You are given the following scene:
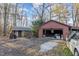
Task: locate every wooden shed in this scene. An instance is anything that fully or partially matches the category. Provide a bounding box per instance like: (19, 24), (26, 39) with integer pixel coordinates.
(38, 20), (71, 40)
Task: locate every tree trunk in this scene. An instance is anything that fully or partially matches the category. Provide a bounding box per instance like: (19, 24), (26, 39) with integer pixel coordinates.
(72, 4), (75, 26)
(50, 5), (52, 20)
(41, 3), (45, 22)
(74, 9), (78, 27)
(59, 14), (61, 22)
(14, 4), (17, 27)
(3, 3), (7, 36)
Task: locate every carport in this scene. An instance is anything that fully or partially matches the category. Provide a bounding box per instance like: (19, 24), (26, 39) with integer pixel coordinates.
(39, 20), (71, 40)
(12, 27), (32, 37)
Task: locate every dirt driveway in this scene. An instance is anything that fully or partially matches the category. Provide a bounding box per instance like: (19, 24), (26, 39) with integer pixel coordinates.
(0, 37), (71, 56)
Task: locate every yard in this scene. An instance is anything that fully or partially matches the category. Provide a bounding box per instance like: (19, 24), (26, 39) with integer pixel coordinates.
(0, 37), (73, 56)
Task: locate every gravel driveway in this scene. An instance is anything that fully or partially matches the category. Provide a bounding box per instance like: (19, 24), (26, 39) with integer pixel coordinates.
(39, 41), (58, 52)
(0, 37), (64, 56)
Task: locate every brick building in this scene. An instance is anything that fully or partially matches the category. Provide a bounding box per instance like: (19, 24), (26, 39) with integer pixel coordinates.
(39, 20), (71, 40)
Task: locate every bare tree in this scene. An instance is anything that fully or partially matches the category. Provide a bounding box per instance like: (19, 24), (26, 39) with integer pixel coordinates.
(72, 4), (79, 27)
(32, 3), (50, 22)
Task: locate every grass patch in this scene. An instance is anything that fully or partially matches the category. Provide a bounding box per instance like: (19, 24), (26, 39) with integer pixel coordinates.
(63, 47), (73, 56)
(53, 42), (73, 56)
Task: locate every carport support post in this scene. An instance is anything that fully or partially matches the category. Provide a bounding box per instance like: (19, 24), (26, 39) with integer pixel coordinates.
(44, 29), (46, 37)
(39, 29), (43, 37)
(63, 32), (67, 41)
(60, 33), (61, 39)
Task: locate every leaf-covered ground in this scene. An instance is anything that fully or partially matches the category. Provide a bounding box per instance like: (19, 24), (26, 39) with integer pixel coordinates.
(0, 37), (73, 56)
